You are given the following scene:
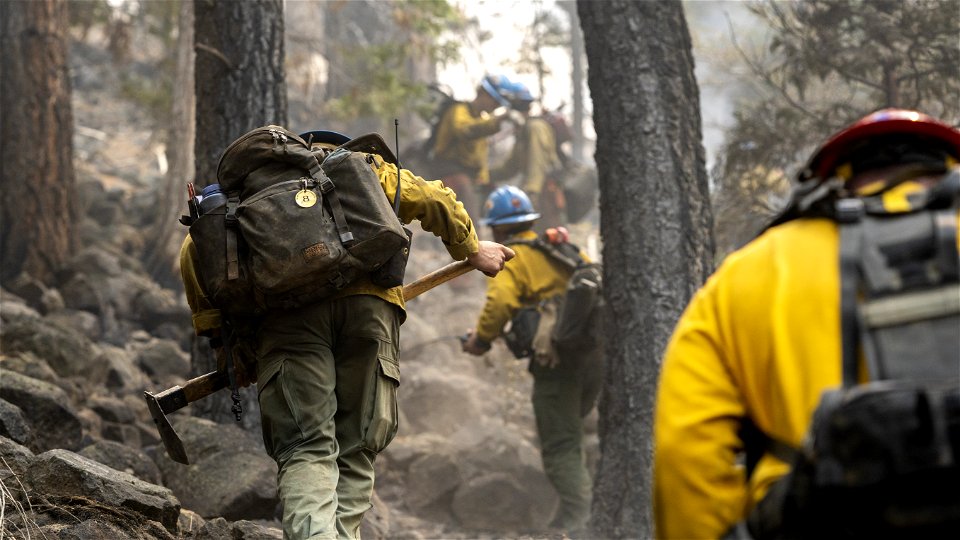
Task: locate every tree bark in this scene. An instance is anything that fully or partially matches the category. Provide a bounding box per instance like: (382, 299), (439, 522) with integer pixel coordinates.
(194, 0), (287, 187)
(560, 0), (587, 162)
(192, 0), (286, 426)
(0, 0), (78, 287)
(578, 1), (714, 537)
(144, 0), (196, 289)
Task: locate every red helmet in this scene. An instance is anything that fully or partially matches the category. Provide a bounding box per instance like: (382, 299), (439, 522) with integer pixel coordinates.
(800, 109), (960, 182)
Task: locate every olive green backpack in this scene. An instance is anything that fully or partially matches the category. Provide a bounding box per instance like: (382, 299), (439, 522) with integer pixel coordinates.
(185, 125), (409, 315)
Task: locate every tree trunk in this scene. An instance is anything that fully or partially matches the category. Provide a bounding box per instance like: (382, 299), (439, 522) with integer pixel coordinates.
(560, 0), (587, 162)
(143, 0), (196, 289)
(192, 0), (286, 426)
(194, 0), (287, 187)
(578, 1), (714, 537)
(0, 0), (78, 287)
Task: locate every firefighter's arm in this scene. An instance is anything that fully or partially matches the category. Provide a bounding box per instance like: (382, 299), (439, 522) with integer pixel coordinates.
(654, 274), (749, 539)
(376, 161), (479, 260)
(179, 235), (222, 336)
(474, 263), (525, 343)
(448, 102), (503, 141)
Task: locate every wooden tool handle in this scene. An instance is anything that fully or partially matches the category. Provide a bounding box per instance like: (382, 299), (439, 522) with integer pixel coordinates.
(401, 260), (474, 301)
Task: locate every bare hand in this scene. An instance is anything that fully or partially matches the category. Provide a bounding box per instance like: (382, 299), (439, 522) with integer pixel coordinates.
(466, 240), (515, 277)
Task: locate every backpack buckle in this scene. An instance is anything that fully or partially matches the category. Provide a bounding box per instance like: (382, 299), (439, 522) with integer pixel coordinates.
(835, 198), (864, 223)
(318, 177), (335, 194)
(328, 272), (348, 289)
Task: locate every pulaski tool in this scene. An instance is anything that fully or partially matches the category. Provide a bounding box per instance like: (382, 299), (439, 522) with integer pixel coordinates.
(145, 259), (474, 464)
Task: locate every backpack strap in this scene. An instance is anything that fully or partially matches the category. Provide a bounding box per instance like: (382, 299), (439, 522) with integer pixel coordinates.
(308, 156), (355, 245)
(837, 175), (960, 385)
(506, 237), (585, 273)
(225, 193), (241, 281)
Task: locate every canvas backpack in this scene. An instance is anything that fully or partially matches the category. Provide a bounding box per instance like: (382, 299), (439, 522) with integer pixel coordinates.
(183, 125), (409, 316)
(502, 237), (603, 360)
(745, 169), (960, 539)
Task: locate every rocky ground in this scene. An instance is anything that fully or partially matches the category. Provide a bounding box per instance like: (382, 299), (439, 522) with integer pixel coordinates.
(0, 21), (600, 540)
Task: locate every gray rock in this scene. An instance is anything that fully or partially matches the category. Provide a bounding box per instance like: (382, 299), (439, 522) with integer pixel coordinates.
(134, 285), (189, 331)
(60, 273), (105, 314)
(0, 316), (99, 378)
(135, 338), (191, 380)
(45, 308), (102, 341)
(0, 434), (35, 478)
(0, 351), (61, 385)
(26, 449), (180, 532)
(103, 420), (143, 448)
(404, 451), (462, 514)
(0, 398), (31, 445)
(156, 416), (278, 520)
(189, 517), (283, 539)
(451, 471), (556, 532)
(398, 367), (491, 436)
(79, 439), (162, 484)
(5, 272), (47, 311)
(177, 508), (207, 537)
(0, 300), (40, 322)
(40, 287), (65, 314)
(92, 345), (150, 393)
(0, 371), (83, 452)
(89, 394), (137, 423)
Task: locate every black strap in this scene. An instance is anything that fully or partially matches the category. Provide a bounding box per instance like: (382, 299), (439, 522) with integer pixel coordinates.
(507, 238), (583, 272)
(308, 158), (355, 245)
(838, 199), (865, 387)
(225, 194), (240, 281)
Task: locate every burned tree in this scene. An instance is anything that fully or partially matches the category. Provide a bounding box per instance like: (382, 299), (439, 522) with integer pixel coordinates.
(0, 0), (78, 286)
(578, 0), (714, 537)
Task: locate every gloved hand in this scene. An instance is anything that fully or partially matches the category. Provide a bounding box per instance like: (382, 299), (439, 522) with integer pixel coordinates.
(460, 330), (491, 356)
(507, 109), (526, 126)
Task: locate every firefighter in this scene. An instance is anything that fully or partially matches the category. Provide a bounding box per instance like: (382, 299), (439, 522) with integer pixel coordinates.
(430, 74), (526, 220)
(462, 185), (602, 535)
(654, 109), (960, 538)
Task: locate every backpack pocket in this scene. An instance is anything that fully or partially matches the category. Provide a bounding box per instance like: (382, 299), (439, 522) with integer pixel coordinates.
(189, 205), (260, 315)
(238, 179), (355, 298)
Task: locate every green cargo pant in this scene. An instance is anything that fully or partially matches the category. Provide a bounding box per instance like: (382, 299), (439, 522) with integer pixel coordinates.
(529, 348), (603, 532)
(255, 295), (401, 540)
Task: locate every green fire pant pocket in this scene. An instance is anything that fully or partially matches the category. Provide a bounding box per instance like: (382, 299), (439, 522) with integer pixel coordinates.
(362, 344), (400, 453)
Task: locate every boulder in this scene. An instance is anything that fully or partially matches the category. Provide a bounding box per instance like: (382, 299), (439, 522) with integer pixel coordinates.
(0, 371), (83, 452)
(398, 366), (494, 436)
(0, 316), (99, 378)
(45, 308), (103, 341)
(134, 338), (191, 380)
(92, 344), (151, 393)
(451, 471), (555, 532)
(360, 490), (391, 540)
(0, 352), (61, 386)
(403, 450), (462, 516)
(0, 435), (35, 478)
(188, 517), (282, 539)
(80, 439), (162, 484)
(0, 398), (31, 446)
(37, 518), (175, 540)
(89, 394), (138, 423)
(0, 300), (40, 322)
(26, 449), (181, 532)
(177, 508), (207, 537)
(155, 416), (278, 520)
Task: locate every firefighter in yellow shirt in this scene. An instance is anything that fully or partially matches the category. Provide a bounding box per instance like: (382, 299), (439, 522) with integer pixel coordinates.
(489, 89), (567, 232)
(654, 110), (960, 539)
(180, 130), (516, 540)
(461, 186), (602, 534)
(431, 74), (525, 220)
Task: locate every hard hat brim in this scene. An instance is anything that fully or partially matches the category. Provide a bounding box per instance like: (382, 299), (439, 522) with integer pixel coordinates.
(481, 212), (541, 226)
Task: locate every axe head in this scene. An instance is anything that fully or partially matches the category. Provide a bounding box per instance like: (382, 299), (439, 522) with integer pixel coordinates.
(144, 390), (190, 465)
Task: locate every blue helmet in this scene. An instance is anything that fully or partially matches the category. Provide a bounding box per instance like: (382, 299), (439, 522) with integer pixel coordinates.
(481, 186), (541, 226)
(299, 130), (351, 148)
(481, 74), (533, 109)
